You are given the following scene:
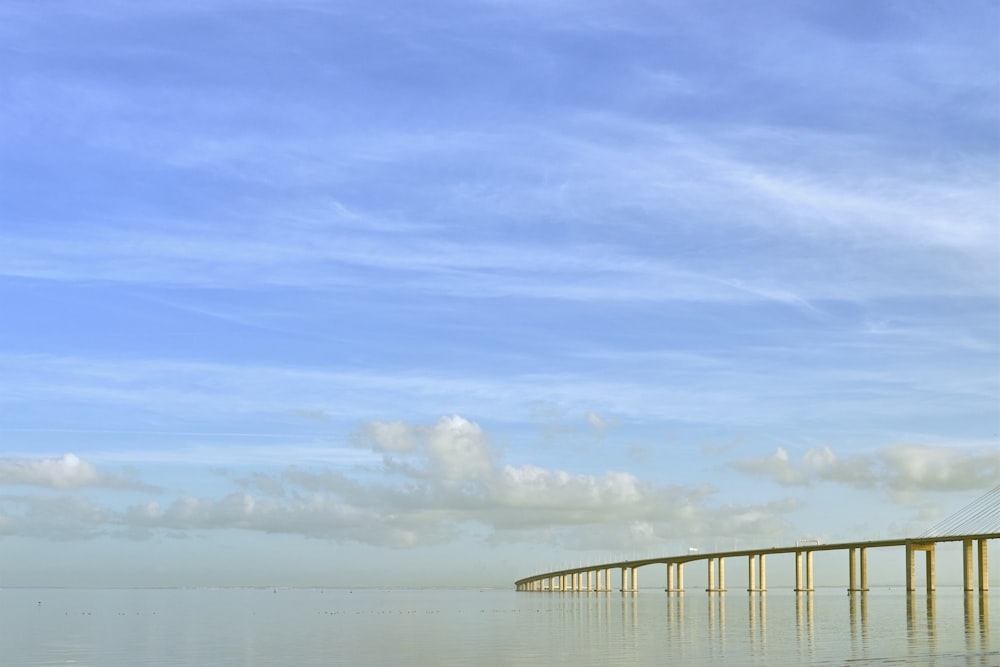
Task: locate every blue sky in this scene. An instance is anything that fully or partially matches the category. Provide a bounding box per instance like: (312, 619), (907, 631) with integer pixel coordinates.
(1, 0), (998, 588)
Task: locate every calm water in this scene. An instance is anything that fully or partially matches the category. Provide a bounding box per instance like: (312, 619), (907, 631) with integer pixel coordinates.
(0, 587), (994, 666)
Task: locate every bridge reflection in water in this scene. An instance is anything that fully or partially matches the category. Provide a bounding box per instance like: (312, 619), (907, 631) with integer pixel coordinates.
(573, 588), (991, 664)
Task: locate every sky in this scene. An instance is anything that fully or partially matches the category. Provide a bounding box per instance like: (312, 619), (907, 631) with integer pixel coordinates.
(1, 0), (998, 589)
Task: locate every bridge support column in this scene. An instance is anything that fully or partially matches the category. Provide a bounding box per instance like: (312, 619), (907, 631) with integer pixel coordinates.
(906, 543), (914, 592)
(964, 539), (974, 592)
(706, 557), (726, 592)
(978, 539), (989, 593)
(748, 554), (765, 592)
(619, 567), (637, 593)
(906, 542), (936, 593)
(795, 551), (814, 592)
(665, 562), (684, 593)
(926, 545), (936, 592)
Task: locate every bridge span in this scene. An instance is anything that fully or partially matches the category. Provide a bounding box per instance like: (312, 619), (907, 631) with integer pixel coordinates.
(514, 533), (997, 594)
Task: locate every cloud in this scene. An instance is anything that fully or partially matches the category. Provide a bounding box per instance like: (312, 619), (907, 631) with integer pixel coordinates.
(584, 411), (620, 436)
(359, 416), (494, 481)
(728, 443), (1000, 498)
(0, 453), (148, 490)
(727, 447), (807, 486)
(0, 492), (110, 540)
(877, 445), (1000, 493)
(107, 416), (799, 549)
(0, 417), (802, 548)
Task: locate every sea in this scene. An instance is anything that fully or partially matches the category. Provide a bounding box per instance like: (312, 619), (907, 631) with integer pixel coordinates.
(1, 586), (994, 666)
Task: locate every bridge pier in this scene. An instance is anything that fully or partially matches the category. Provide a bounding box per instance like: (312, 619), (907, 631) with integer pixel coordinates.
(747, 554), (766, 593)
(963, 539), (989, 593)
(706, 557), (727, 593)
(794, 550), (814, 592)
(848, 547), (870, 592)
(665, 562), (685, 593)
(619, 566), (638, 593)
(905, 541), (936, 593)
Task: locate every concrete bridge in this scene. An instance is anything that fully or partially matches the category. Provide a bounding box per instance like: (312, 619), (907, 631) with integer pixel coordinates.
(514, 533), (997, 594)
(515, 485), (999, 595)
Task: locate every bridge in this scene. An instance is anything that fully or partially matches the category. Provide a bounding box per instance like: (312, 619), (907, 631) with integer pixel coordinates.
(515, 485), (1000, 595)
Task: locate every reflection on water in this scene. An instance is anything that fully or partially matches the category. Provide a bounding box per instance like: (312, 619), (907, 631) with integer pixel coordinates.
(0, 587), (995, 666)
(964, 592), (991, 656)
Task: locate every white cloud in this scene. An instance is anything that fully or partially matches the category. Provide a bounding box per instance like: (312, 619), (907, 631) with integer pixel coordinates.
(360, 420), (419, 453)
(360, 416), (494, 480)
(0, 453), (144, 490)
(425, 416), (493, 481)
(0, 418), (801, 549)
(728, 447), (808, 486)
(729, 443), (1000, 498)
(104, 417), (799, 549)
(878, 444), (1000, 493)
(585, 411), (621, 436)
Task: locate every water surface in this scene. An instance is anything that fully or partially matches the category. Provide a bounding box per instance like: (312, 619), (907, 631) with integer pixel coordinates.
(1, 587), (993, 666)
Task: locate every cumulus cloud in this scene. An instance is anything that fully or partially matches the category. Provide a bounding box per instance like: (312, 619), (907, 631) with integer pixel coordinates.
(878, 445), (1000, 493)
(728, 447), (807, 486)
(0, 418), (802, 548)
(728, 443), (999, 498)
(0, 453), (147, 490)
(99, 416), (797, 549)
(360, 420), (419, 453)
(359, 415), (494, 481)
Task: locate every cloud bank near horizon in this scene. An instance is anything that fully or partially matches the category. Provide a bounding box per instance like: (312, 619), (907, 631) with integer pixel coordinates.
(2, 417), (994, 549)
